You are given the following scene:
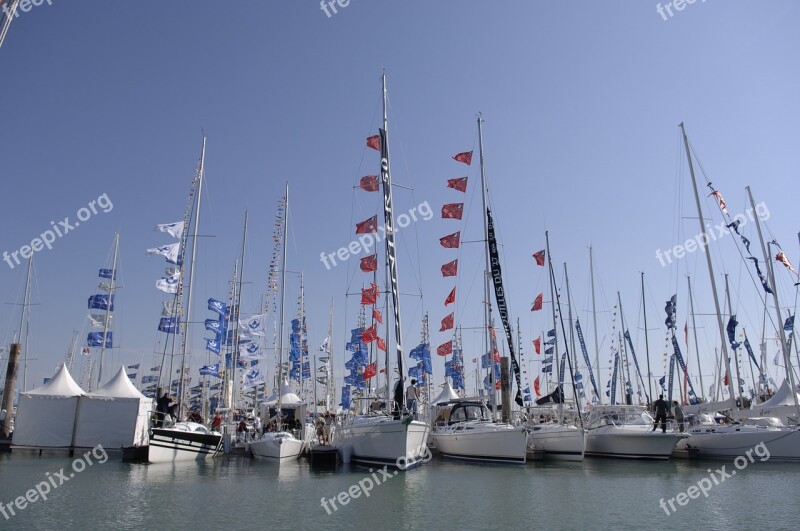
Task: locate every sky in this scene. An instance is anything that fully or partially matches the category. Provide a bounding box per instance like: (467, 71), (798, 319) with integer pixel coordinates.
(0, 0), (798, 405)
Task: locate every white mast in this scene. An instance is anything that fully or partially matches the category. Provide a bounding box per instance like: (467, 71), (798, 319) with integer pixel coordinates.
(589, 247), (602, 403)
(17, 255), (33, 392)
(276, 183), (289, 428)
(97, 232), (119, 388)
(477, 114), (496, 415)
(687, 275), (705, 401)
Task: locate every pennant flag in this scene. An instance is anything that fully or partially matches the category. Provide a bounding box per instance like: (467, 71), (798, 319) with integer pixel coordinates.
(158, 317), (180, 334)
(361, 283), (379, 305)
(547, 329), (556, 337)
(444, 287), (456, 306)
(533, 337), (541, 355)
(363, 362), (378, 379)
(239, 314), (267, 336)
(534, 376), (541, 397)
(146, 242), (181, 265)
(376, 337), (386, 352)
(362, 324), (378, 343)
(206, 338), (221, 354)
(205, 318), (227, 335)
(776, 251), (797, 274)
(441, 259), (458, 277)
(708, 190), (729, 216)
(98, 269), (115, 280)
(88, 294), (114, 311)
(155, 221), (185, 239)
(208, 298), (228, 316)
(441, 203), (464, 220)
(88, 313), (112, 329)
(127, 364), (140, 369)
(156, 272), (181, 294)
(142, 375), (157, 383)
(446, 177), (468, 192)
(664, 294), (677, 330)
(87, 331), (112, 348)
(199, 363), (221, 377)
(452, 151), (473, 165)
(98, 281), (113, 292)
(437, 341), (453, 356)
(356, 215), (378, 234)
(784, 315), (795, 333)
(367, 135), (381, 151)
(439, 231), (461, 248)
(533, 250), (545, 266)
(372, 308), (383, 324)
(360, 254), (378, 272)
(440, 312), (454, 332)
(531, 293), (543, 312)
(162, 300), (181, 317)
(359, 175), (379, 192)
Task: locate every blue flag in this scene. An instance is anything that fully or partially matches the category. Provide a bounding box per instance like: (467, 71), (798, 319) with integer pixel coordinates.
(208, 298), (228, 316)
(88, 294), (114, 311)
(87, 332), (112, 348)
(98, 269), (115, 280)
(158, 317), (180, 334)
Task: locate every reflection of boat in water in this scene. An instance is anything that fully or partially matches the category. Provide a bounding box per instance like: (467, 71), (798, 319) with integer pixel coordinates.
(584, 406), (686, 459)
(148, 422), (223, 463)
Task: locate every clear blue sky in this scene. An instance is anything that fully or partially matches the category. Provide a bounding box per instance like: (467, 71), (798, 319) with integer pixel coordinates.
(1, 1), (798, 403)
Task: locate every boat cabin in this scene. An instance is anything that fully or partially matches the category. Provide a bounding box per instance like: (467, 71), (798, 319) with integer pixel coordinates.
(446, 401), (492, 425)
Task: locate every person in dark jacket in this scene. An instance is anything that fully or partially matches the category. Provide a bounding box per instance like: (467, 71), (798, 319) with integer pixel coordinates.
(156, 391), (172, 428)
(652, 395), (669, 433)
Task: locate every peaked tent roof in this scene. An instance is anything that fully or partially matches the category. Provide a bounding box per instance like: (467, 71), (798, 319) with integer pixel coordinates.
(24, 364), (86, 397)
(265, 380), (303, 406)
(432, 381), (461, 405)
(761, 379), (800, 407)
(90, 366), (147, 399)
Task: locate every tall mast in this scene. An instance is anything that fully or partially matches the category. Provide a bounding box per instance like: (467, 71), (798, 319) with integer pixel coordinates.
(178, 135), (206, 415)
(564, 263), (578, 398)
(746, 186), (798, 408)
(277, 183), (289, 413)
(617, 292), (634, 404)
(679, 123), (737, 402)
(723, 274), (744, 405)
(327, 300), (334, 411)
(0, 0), (19, 48)
(17, 255), (33, 392)
(687, 276), (705, 401)
(544, 232), (560, 416)
(97, 232), (119, 388)
(641, 272), (653, 404)
(589, 247), (602, 402)
(233, 211), (248, 409)
(477, 114), (496, 413)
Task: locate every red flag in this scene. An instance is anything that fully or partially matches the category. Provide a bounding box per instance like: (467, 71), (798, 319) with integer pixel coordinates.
(531, 293), (543, 312)
(359, 175), (379, 192)
(533, 337), (541, 355)
(441, 259), (458, 277)
(452, 151), (473, 165)
(372, 308), (383, 324)
(437, 341), (453, 356)
(362, 324), (378, 343)
(363, 362), (377, 379)
(380, 368), (386, 374)
(534, 376), (541, 397)
(361, 283), (379, 305)
(447, 177), (468, 192)
(376, 337), (386, 352)
(439, 231), (461, 248)
(440, 312), (454, 332)
(356, 215), (378, 234)
(709, 190), (729, 216)
(776, 251), (797, 274)
(533, 250), (545, 266)
(367, 135), (381, 151)
(360, 254), (378, 272)
(444, 287), (456, 306)
(441, 203), (464, 220)
(723, 371), (729, 386)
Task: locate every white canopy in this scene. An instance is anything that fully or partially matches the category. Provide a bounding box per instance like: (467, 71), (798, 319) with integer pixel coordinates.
(73, 366), (152, 449)
(13, 364), (86, 447)
(432, 382), (461, 405)
(265, 381), (303, 406)
(761, 380), (800, 407)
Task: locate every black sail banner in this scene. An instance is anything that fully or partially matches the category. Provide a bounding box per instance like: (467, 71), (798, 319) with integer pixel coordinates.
(379, 128), (405, 390)
(487, 209), (523, 406)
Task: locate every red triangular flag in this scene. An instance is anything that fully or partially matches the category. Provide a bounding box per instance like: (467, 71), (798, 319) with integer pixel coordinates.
(444, 287), (456, 306)
(440, 313), (454, 332)
(372, 308), (383, 324)
(533, 337), (541, 355)
(439, 231), (461, 249)
(441, 259), (458, 277)
(533, 250), (545, 266)
(362, 324), (378, 343)
(361, 283), (379, 305)
(360, 254), (378, 273)
(363, 362), (377, 379)
(376, 337), (386, 352)
(359, 175), (379, 192)
(356, 215), (378, 234)
(534, 376), (541, 397)
(452, 151), (473, 165)
(776, 251), (797, 274)
(367, 135), (381, 151)
(379, 368), (386, 374)
(531, 293), (543, 312)
(437, 341), (453, 356)
(447, 177), (468, 192)
(441, 203), (464, 220)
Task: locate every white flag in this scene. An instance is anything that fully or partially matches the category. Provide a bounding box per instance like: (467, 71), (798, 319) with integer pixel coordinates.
(162, 300), (182, 316)
(146, 242), (181, 264)
(155, 221), (185, 239)
(319, 336), (330, 352)
(89, 313), (112, 328)
(98, 281), (113, 292)
(156, 272), (181, 294)
(165, 267), (178, 276)
(239, 314), (267, 337)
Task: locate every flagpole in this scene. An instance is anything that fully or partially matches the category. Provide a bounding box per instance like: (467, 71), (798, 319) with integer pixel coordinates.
(277, 183), (289, 429)
(477, 113), (496, 417)
(98, 232), (119, 389)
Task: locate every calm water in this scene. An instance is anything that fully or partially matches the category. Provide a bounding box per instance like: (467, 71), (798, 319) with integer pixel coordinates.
(1, 452), (798, 530)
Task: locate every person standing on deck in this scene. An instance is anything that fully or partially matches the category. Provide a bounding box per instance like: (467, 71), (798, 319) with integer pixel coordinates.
(156, 390), (172, 428)
(652, 395), (669, 433)
(406, 379), (420, 418)
(672, 401), (685, 433)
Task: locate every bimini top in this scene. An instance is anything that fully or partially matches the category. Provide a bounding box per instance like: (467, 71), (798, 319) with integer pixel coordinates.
(24, 364), (86, 398)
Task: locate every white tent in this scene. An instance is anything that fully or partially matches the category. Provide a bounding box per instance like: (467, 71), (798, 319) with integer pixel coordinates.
(73, 366), (153, 449)
(432, 382), (461, 405)
(760, 380), (800, 407)
(264, 381), (303, 406)
(13, 364), (86, 447)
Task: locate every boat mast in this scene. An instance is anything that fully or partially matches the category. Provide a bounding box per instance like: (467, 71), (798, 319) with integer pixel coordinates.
(0, 0), (19, 48)
(477, 114), (496, 415)
(233, 211), (248, 410)
(327, 300), (334, 411)
(723, 274), (744, 405)
(679, 123), (737, 403)
(687, 275), (705, 401)
(589, 247), (602, 403)
(746, 186), (798, 409)
(617, 292), (634, 405)
(97, 232), (119, 388)
(641, 272), (653, 404)
(277, 183), (289, 427)
(178, 135), (206, 416)
(544, 231), (560, 417)
(16, 255), (33, 391)
(564, 263), (579, 403)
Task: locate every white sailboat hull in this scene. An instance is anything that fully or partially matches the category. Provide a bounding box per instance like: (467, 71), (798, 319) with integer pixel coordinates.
(250, 432), (304, 462)
(527, 424), (585, 461)
(336, 416), (430, 468)
(433, 423), (528, 464)
(148, 423), (223, 464)
(585, 427), (685, 459)
(675, 426), (800, 461)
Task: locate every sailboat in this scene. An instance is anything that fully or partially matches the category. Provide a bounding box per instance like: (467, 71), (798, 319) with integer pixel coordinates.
(250, 184), (308, 462)
(431, 115), (528, 464)
(333, 73), (430, 468)
(147, 136), (223, 464)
